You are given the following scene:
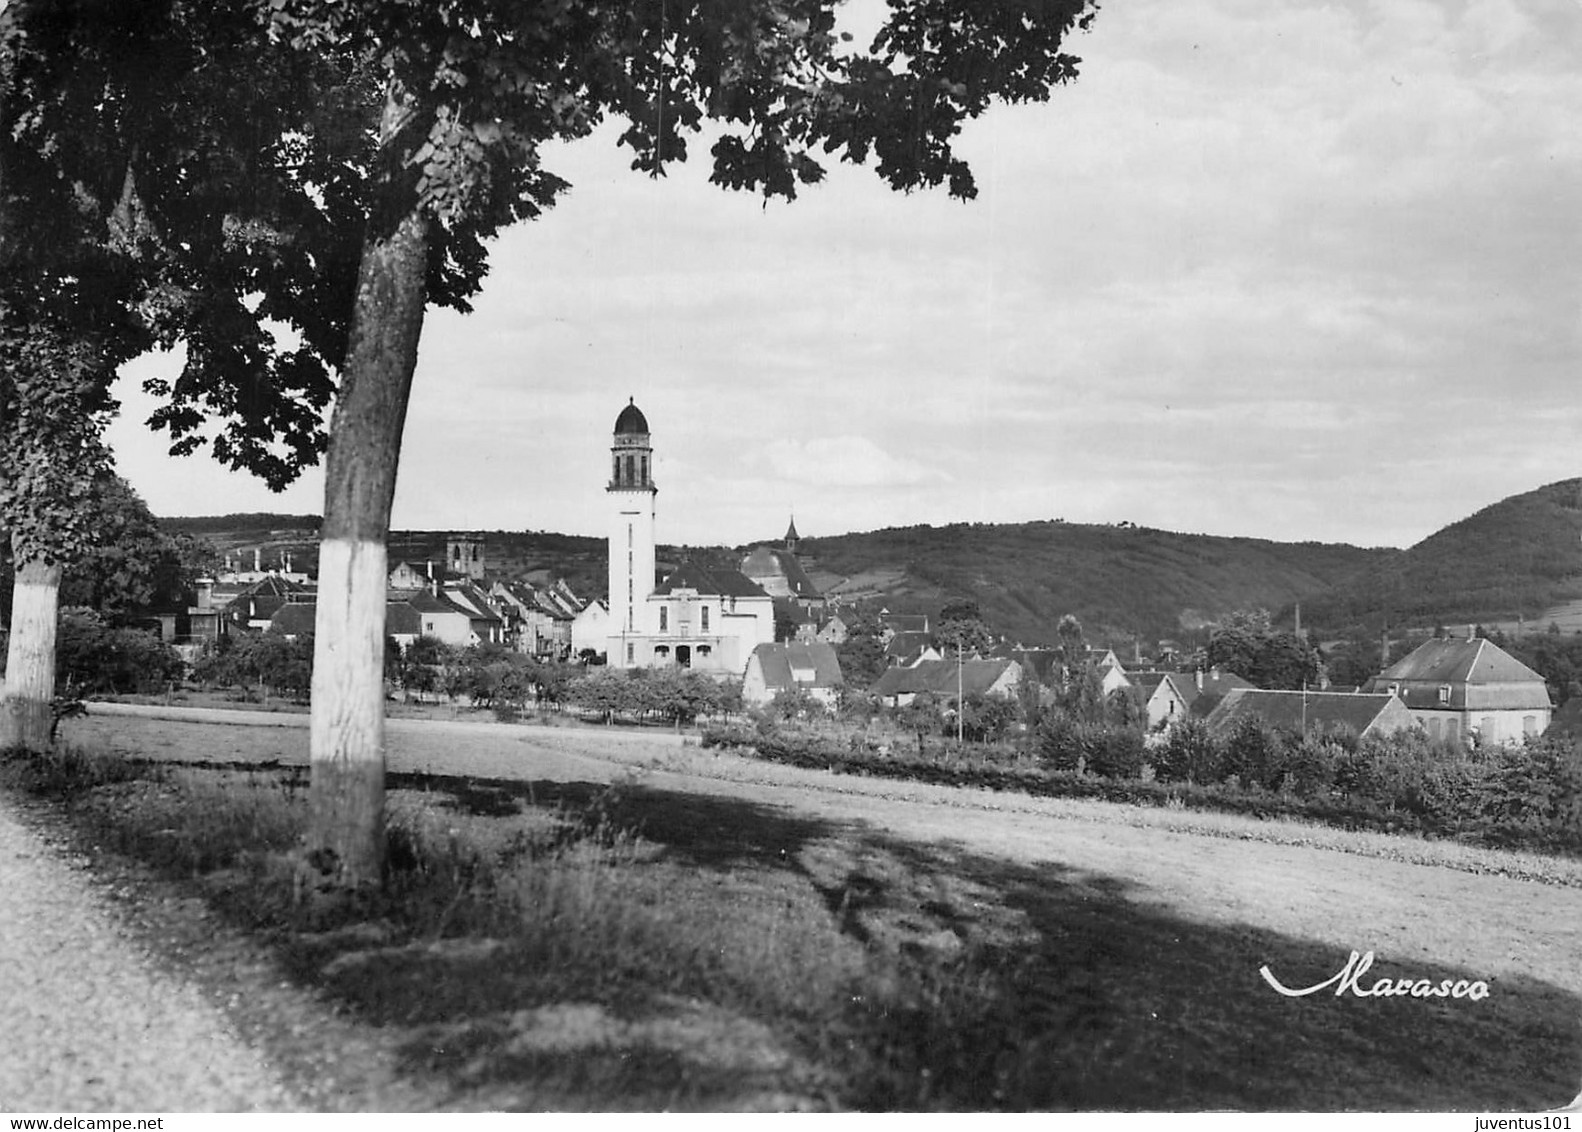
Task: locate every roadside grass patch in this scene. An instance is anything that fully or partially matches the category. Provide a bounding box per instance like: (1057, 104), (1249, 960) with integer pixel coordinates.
(4, 741), (1579, 1111)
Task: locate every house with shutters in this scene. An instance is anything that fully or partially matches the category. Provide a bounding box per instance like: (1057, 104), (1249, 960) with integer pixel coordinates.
(742, 641), (845, 706)
(1365, 634), (1552, 747)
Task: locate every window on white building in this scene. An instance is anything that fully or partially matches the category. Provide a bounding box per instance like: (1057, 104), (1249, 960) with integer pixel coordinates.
(660, 607), (668, 632)
(701, 605), (710, 632)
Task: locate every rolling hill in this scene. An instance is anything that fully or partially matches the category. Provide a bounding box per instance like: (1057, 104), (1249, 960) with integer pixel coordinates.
(163, 512), (1388, 647)
(162, 479), (1582, 647)
(794, 521), (1388, 645)
(1291, 478), (1582, 635)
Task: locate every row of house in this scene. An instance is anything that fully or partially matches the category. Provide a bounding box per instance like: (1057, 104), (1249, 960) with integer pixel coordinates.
(159, 403), (1557, 751)
(1190, 634), (1553, 749)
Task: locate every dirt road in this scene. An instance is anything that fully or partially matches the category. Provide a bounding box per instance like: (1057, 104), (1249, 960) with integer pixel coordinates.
(66, 704), (1582, 1010)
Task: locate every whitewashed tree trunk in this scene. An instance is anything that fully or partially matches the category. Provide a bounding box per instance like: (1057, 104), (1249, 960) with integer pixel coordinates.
(1, 556), (62, 751)
(304, 84), (430, 887)
(308, 537), (390, 882)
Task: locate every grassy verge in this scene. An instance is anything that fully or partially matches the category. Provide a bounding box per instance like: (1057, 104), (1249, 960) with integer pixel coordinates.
(3, 743), (1579, 1111)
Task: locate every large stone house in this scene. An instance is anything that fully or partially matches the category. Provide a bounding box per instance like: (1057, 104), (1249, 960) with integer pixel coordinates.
(1365, 635), (1552, 747)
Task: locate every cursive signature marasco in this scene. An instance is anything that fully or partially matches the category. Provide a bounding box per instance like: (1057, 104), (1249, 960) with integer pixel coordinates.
(1260, 950), (1490, 1001)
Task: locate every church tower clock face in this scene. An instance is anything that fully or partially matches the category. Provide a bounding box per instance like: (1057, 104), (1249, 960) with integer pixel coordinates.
(607, 399), (657, 654)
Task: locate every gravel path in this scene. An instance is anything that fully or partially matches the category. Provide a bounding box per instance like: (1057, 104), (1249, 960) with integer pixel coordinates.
(0, 793), (296, 1112)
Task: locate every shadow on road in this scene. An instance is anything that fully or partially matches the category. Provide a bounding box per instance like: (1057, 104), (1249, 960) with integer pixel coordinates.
(294, 768), (1582, 1111)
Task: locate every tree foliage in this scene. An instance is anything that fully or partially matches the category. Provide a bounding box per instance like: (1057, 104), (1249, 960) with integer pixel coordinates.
(7, 0), (1106, 881)
(55, 609), (184, 695)
(836, 615), (889, 689)
(1206, 613), (1321, 690)
(936, 597), (996, 657)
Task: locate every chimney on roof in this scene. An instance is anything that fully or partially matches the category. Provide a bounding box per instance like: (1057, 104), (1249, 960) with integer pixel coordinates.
(1468, 624), (1476, 641)
(254, 547), (262, 573)
(1195, 668), (1204, 691)
(426, 560), (433, 579)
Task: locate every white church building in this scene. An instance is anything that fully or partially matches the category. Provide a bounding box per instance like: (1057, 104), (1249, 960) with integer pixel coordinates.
(605, 400), (775, 674)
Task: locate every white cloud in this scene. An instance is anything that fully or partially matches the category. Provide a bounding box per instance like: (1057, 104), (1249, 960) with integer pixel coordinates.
(760, 437), (950, 490)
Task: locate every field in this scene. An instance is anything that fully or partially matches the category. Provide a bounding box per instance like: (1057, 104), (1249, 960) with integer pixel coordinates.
(17, 707), (1582, 1111)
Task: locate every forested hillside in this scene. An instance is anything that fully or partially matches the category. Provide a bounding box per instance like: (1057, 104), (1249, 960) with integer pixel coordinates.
(1294, 479), (1582, 634)
(796, 521), (1389, 645)
(162, 479), (1582, 648)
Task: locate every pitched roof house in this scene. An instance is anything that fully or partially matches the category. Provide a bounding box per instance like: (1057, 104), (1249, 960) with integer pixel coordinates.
(742, 641), (845, 706)
(1127, 671), (1192, 730)
(268, 601), (319, 640)
(1365, 635), (1552, 747)
(870, 658), (1022, 707)
(1203, 688), (1416, 741)
(885, 631), (941, 667)
(879, 611), (930, 639)
(222, 575), (313, 633)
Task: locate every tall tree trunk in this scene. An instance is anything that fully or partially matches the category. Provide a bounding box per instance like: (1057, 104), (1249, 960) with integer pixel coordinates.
(1, 553), (62, 751)
(305, 96), (430, 885)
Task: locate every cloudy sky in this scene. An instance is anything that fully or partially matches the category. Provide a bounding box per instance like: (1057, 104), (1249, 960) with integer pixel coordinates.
(107, 0), (1582, 551)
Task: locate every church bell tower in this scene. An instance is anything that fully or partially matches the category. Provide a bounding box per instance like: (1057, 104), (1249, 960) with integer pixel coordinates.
(607, 398), (657, 664)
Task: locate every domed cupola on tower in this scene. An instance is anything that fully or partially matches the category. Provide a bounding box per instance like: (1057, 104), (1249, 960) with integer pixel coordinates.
(610, 397), (654, 490)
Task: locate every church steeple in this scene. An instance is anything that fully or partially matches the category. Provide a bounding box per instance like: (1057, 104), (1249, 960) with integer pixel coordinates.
(784, 515), (800, 554)
(607, 399), (658, 657)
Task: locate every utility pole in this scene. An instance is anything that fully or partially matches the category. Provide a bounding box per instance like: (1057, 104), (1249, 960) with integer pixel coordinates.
(957, 632), (964, 745)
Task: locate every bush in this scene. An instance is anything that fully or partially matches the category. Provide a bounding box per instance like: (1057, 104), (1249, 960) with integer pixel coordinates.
(1475, 737), (1582, 850)
(1220, 715), (1277, 788)
(1280, 737), (1342, 798)
(1035, 712), (1084, 771)
(703, 708), (1582, 857)
(56, 609), (184, 695)
(1086, 726), (1146, 780)
(1156, 718), (1219, 785)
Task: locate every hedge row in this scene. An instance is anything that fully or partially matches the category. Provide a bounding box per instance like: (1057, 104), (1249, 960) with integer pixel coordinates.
(700, 723), (1582, 855)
